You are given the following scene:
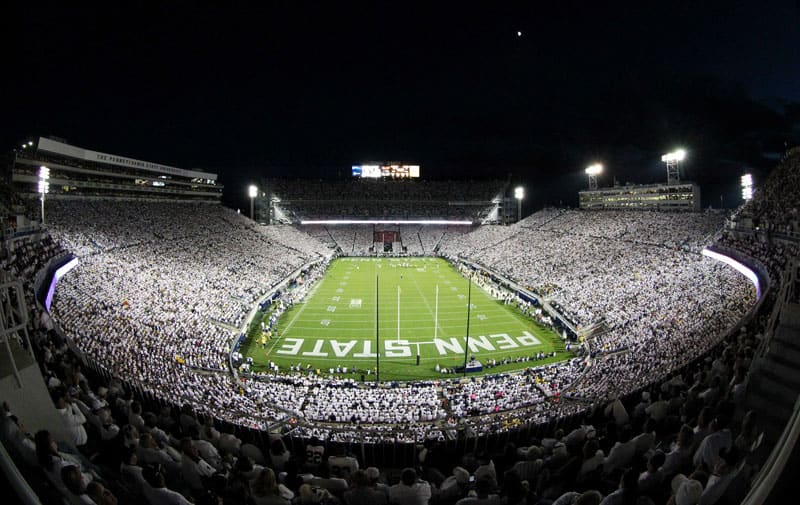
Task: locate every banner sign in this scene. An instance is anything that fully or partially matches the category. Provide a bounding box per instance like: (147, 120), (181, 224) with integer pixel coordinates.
(37, 137), (217, 181)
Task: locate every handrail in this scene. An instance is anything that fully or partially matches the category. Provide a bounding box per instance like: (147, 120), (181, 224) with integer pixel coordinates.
(0, 278), (33, 387)
(787, 258), (798, 304)
(0, 440), (42, 505)
(756, 261), (796, 359)
(740, 259), (799, 504)
(742, 394), (800, 505)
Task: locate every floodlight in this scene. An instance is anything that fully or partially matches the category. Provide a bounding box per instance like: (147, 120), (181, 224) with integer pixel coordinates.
(585, 163), (603, 190)
(741, 173), (753, 201)
(585, 163), (603, 176)
(662, 149), (687, 185)
(27, 141), (33, 146)
(514, 187), (524, 222)
(661, 149), (688, 162)
(248, 185), (258, 220)
(38, 166), (50, 225)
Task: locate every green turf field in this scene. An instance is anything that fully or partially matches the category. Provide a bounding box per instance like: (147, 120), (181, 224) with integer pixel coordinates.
(241, 257), (570, 381)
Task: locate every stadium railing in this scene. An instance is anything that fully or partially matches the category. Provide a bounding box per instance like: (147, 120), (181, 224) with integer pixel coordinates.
(0, 441), (42, 505)
(743, 382), (800, 503)
(756, 267), (791, 360)
(741, 259), (799, 504)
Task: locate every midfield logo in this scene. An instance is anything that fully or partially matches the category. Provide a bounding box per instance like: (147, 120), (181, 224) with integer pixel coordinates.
(274, 331), (542, 358)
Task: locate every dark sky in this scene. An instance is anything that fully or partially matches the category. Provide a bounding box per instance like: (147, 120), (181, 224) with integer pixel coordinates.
(4, 1), (800, 210)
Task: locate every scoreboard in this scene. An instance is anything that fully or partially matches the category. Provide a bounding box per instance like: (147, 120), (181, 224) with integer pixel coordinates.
(352, 163), (420, 179)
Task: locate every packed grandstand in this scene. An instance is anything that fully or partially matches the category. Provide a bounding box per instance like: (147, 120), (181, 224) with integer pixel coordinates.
(266, 178), (506, 223)
(1, 142), (799, 505)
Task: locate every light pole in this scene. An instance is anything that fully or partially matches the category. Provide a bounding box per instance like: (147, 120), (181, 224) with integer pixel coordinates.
(38, 166), (50, 225)
(514, 186), (524, 222)
(661, 149), (686, 185)
(585, 163), (603, 190)
(248, 185), (258, 221)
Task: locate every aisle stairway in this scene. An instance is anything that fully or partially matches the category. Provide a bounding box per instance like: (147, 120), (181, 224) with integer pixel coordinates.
(745, 303), (800, 449)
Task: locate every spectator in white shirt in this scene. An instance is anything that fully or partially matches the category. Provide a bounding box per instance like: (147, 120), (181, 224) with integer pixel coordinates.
(693, 413), (733, 472)
(53, 391), (88, 449)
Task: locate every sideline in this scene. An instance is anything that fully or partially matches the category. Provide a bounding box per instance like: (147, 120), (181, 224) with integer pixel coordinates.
(266, 265), (327, 354)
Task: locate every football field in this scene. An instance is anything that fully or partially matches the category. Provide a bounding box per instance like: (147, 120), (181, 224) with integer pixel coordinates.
(243, 257), (569, 381)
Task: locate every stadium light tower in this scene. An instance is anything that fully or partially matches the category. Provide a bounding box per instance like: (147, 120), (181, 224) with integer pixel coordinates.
(661, 149), (687, 185)
(38, 165), (50, 225)
(585, 163), (603, 190)
(514, 186), (524, 222)
(248, 184), (258, 221)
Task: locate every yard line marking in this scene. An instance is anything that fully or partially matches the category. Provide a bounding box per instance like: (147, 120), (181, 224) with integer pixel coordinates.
(269, 274), (326, 352)
(410, 272), (449, 339)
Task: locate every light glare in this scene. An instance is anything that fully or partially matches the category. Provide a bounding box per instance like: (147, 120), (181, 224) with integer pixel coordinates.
(248, 185), (258, 198)
(741, 173), (753, 201)
(661, 149), (688, 162)
(585, 163), (603, 175)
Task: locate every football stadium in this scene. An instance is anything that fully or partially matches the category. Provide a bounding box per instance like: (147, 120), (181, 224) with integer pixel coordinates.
(2, 135), (799, 505)
(3, 5), (800, 505)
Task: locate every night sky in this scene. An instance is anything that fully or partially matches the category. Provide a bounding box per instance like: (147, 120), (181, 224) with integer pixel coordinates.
(5, 1), (800, 212)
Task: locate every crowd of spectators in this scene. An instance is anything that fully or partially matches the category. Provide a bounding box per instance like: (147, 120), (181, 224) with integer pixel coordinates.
(730, 147), (800, 236)
(268, 179), (505, 223)
(299, 225), (469, 257)
(14, 197), (760, 445)
(397, 226), (451, 255)
(1, 302), (769, 505)
(5, 151), (800, 503)
(441, 211), (757, 413)
(40, 201), (329, 426)
(327, 226), (376, 256)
